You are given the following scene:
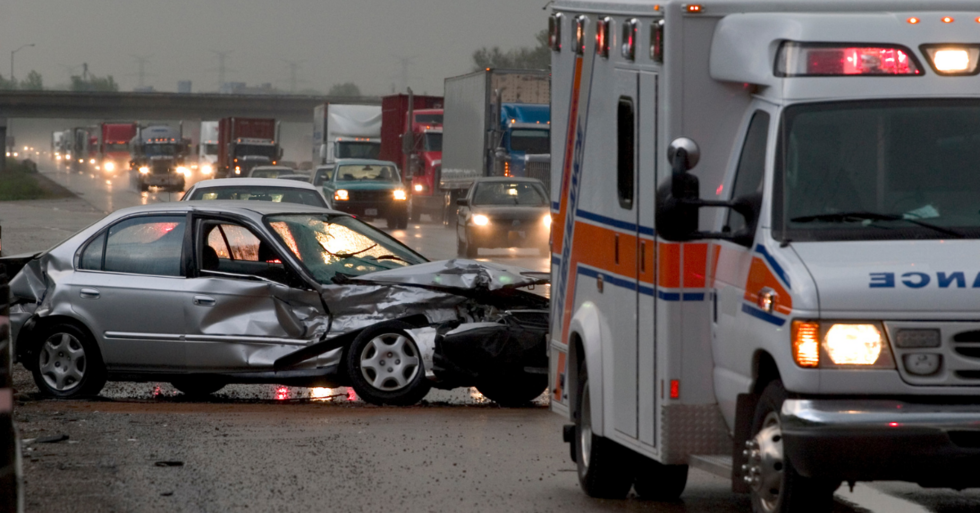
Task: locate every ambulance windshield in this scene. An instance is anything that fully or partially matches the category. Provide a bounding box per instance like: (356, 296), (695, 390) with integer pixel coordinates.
(774, 100), (980, 241)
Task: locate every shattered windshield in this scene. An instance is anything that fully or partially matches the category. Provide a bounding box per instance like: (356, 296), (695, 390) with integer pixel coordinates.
(266, 213), (426, 283)
(775, 100), (980, 241)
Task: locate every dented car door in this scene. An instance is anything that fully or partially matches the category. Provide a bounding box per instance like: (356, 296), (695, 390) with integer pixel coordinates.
(182, 217), (327, 371)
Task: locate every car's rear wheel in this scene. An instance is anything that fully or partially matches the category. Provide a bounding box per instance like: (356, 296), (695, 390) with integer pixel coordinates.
(171, 377), (225, 397)
(31, 323), (106, 399)
(345, 321), (431, 406)
(476, 372), (547, 406)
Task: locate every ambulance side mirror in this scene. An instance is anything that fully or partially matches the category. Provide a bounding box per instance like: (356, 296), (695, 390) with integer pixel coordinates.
(656, 138), (702, 241)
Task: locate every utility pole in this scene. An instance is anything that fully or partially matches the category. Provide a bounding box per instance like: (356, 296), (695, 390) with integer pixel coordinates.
(390, 55), (419, 92)
(131, 55), (153, 88)
(283, 60), (305, 93)
(211, 50), (233, 88)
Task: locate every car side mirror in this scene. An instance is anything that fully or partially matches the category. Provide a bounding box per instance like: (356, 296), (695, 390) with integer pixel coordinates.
(457, 198), (469, 207)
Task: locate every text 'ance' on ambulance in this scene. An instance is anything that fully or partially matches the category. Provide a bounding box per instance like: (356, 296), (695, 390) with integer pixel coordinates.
(548, 1), (980, 511)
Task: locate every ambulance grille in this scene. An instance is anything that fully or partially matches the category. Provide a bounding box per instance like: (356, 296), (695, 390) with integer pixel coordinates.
(884, 322), (980, 387)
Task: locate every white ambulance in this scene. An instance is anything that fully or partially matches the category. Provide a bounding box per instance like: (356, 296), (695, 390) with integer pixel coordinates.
(548, 1), (980, 510)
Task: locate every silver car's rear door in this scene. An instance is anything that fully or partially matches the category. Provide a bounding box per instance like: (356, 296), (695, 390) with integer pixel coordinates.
(68, 215), (189, 371)
(182, 218), (326, 371)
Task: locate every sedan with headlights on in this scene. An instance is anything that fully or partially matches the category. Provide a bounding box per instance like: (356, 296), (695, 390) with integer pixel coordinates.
(321, 159), (409, 229)
(181, 178), (329, 208)
(455, 177), (551, 258)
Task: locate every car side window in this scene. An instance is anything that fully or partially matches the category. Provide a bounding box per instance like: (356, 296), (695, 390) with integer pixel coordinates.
(199, 221), (299, 286)
(727, 111), (770, 234)
(79, 231), (106, 271)
(103, 216), (187, 276)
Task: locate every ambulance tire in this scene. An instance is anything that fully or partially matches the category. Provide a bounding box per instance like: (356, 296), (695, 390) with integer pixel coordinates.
(575, 361), (635, 499)
(749, 381), (838, 513)
(633, 457), (688, 501)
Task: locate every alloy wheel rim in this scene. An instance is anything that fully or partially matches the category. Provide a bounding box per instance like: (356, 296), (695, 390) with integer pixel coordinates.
(359, 333), (421, 392)
(580, 380), (593, 469)
(39, 333), (86, 392)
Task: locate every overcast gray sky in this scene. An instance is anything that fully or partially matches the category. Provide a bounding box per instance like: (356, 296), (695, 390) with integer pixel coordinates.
(0, 0), (549, 95)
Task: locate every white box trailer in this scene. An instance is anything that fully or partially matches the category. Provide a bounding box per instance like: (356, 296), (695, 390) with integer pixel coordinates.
(549, 0), (980, 509)
(312, 104), (382, 165)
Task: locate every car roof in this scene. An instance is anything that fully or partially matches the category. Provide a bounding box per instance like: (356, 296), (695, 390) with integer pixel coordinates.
(110, 200), (340, 220)
(333, 159), (399, 167)
(471, 176), (545, 184)
(250, 165), (293, 171)
(189, 178), (319, 191)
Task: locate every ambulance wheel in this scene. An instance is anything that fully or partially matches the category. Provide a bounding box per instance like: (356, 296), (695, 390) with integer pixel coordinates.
(575, 361), (635, 499)
(748, 381), (837, 513)
(345, 321), (431, 406)
(475, 373), (547, 407)
(633, 456), (688, 501)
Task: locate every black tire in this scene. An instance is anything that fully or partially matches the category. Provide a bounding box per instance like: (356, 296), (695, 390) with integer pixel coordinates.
(466, 238), (479, 259)
(30, 322), (106, 399)
(139, 181), (149, 192)
(171, 377), (225, 397)
(475, 373), (547, 407)
(456, 234), (469, 257)
(345, 321), (431, 406)
(386, 214), (397, 229)
(634, 455), (688, 501)
(575, 360), (635, 499)
(749, 381), (837, 513)
(175, 179), (186, 192)
(396, 211), (409, 230)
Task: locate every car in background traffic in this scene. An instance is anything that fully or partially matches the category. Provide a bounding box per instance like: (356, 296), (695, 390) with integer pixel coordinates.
(455, 177), (551, 258)
(322, 159), (409, 229)
(248, 166), (294, 179)
(2, 202), (549, 407)
(276, 174), (312, 183)
(181, 178), (329, 208)
(311, 165), (334, 187)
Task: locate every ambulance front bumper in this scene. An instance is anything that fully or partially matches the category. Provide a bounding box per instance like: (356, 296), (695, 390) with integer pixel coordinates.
(781, 399), (980, 487)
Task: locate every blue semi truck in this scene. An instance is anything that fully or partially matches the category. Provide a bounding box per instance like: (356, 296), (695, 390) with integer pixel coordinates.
(440, 69), (551, 225)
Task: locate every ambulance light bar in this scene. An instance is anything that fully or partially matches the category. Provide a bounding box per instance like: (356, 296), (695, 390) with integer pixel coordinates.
(921, 44), (980, 75)
(776, 42), (921, 77)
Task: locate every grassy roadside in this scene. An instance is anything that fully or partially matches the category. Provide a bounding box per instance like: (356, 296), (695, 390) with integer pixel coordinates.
(0, 158), (75, 201)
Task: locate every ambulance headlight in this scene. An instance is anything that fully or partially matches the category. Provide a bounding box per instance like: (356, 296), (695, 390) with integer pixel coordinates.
(792, 321), (895, 368)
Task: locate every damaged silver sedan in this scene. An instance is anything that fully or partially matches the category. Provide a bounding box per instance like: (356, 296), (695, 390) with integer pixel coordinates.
(3, 201), (549, 406)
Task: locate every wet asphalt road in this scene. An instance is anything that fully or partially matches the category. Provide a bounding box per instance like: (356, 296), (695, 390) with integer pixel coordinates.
(4, 161), (980, 512)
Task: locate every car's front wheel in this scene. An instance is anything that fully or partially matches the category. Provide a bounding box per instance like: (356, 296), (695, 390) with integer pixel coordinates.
(345, 321), (431, 406)
(31, 323), (106, 399)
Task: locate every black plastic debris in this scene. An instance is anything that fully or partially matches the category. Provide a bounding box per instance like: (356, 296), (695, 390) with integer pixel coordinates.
(154, 461), (184, 467)
(36, 434), (69, 444)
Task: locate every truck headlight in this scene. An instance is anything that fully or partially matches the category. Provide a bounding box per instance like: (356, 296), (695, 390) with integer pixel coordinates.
(414, 184), (425, 192)
(139, 166), (150, 174)
(393, 189), (407, 201)
(334, 189), (349, 201)
(201, 164), (214, 175)
(792, 320), (894, 368)
(103, 161), (116, 172)
(176, 166), (190, 176)
(472, 214), (490, 226)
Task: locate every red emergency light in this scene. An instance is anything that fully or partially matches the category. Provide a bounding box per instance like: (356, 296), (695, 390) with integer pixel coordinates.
(575, 15), (588, 56)
(650, 19), (665, 63)
(776, 42), (922, 77)
(596, 17), (611, 58)
(549, 13), (563, 52)
(621, 18), (638, 61)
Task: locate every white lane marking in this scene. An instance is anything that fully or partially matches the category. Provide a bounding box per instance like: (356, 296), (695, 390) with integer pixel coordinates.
(835, 483), (931, 513)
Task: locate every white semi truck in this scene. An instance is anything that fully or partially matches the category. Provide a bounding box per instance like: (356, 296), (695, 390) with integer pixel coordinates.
(198, 121), (219, 176)
(312, 104), (382, 166)
(548, 1), (980, 511)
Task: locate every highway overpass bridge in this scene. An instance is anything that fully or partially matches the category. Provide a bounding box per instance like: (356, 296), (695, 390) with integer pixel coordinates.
(0, 91), (381, 123)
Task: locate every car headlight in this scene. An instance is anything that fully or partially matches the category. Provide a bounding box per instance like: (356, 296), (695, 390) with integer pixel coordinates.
(543, 213), (552, 227)
(472, 214), (490, 226)
(235, 166), (241, 175)
(104, 161), (116, 172)
(393, 189), (407, 201)
(792, 320), (893, 368)
(176, 166), (190, 176)
(334, 189), (349, 201)
(139, 166), (150, 174)
(201, 164), (214, 175)
(89, 158), (96, 164)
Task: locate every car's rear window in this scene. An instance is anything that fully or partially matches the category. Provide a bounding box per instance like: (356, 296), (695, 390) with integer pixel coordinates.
(472, 182), (547, 206)
(188, 186), (327, 208)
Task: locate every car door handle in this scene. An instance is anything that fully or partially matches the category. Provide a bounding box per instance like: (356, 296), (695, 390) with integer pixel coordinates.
(80, 288), (100, 299)
(193, 296), (216, 306)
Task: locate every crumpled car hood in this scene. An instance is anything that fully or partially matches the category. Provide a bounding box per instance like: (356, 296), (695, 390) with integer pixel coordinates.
(349, 259), (549, 292)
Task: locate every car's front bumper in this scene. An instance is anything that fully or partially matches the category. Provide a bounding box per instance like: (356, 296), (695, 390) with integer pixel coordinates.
(781, 398), (980, 488)
(140, 173), (183, 186)
(332, 201), (406, 219)
(467, 224), (549, 248)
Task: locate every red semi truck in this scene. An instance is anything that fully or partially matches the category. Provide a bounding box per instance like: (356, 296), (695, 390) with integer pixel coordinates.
(99, 122), (138, 175)
(380, 92), (444, 222)
(217, 117), (282, 178)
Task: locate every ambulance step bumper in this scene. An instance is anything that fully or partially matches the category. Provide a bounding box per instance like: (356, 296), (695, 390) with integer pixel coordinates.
(781, 399), (980, 487)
